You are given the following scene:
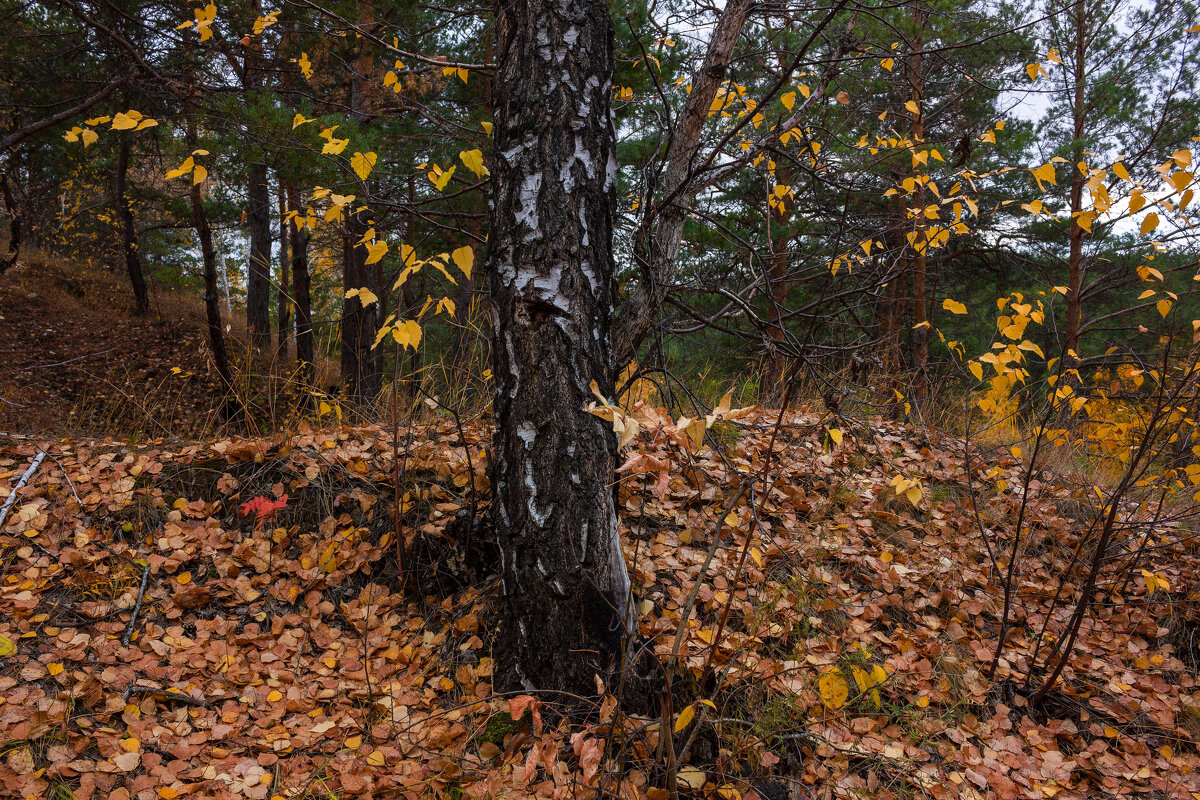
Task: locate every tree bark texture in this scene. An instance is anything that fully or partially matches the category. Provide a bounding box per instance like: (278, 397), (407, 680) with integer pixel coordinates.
(116, 136), (149, 315)
(1064, 0), (1088, 367)
(339, 12), (381, 404)
(246, 161), (272, 350)
(286, 185), (313, 385)
(186, 124), (233, 407)
(244, 0), (272, 351)
(0, 171), (20, 276)
(340, 211), (381, 403)
(487, 0), (632, 694)
(908, 6), (928, 401)
(277, 180), (291, 361)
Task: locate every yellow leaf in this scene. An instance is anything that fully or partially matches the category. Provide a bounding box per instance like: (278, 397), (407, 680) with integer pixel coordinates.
(1031, 163), (1057, 186)
(366, 750), (385, 767)
(781, 91), (795, 110)
(818, 669), (849, 710)
(724, 512), (740, 528)
(677, 767), (707, 790)
(111, 112), (140, 131)
(674, 703), (696, 733)
(80, 129), (98, 148)
(481, 121), (493, 135)
(1113, 162), (1130, 181)
(392, 319), (422, 351)
(0, 636), (14, 657)
(1157, 298), (1172, 318)
(942, 298), (968, 315)
(451, 245), (474, 279)
(346, 287), (379, 307)
(1022, 199), (1044, 215)
(159, 788), (180, 799)
(459, 148), (488, 177)
(1140, 212), (1159, 236)
(119, 737), (139, 752)
(192, 165), (207, 185)
(345, 735), (362, 750)
(322, 138), (349, 155)
(428, 164), (455, 191)
(1026, 62), (1045, 82)
(881, 57), (894, 72)
(267, 689), (283, 702)
(364, 240), (388, 265)
(1169, 170), (1192, 193)
(166, 158), (194, 180)
(292, 113), (314, 129)
(176, 571), (192, 585)
(351, 151), (377, 181)
(828, 428), (843, 447)
(905, 100), (920, 115)
(48, 662), (65, 676)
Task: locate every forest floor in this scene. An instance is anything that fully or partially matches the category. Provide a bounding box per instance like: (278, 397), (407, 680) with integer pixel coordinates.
(0, 258), (229, 438)
(2, 399), (1200, 800)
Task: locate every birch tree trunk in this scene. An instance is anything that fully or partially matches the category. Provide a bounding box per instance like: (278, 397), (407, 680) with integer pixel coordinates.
(487, 0), (631, 693)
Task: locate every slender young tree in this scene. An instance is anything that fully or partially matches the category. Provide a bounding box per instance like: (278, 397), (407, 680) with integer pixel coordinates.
(115, 134), (150, 315)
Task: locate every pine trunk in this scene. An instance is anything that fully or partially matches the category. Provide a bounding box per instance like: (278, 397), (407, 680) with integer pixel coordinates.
(186, 121), (233, 409)
(487, 0), (631, 694)
(0, 171), (20, 275)
(1064, 0), (1087, 370)
(247, 162), (272, 350)
(287, 185), (313, 385)
(277, 181), (291, 361)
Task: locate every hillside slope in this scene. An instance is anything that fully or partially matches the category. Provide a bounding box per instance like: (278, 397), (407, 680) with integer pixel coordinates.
(0, 258), (224, 437)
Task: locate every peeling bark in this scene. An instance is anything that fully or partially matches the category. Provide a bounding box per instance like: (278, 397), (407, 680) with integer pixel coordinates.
(487, 0), (631, 694)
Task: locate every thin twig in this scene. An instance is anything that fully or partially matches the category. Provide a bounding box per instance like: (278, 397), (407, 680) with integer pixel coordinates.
(122, 560), (152, 647)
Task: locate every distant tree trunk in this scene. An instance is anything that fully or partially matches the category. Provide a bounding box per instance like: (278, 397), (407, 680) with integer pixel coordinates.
(761, 229), (793, 400)
(115, 137), (149, 315)
(339, 11), (381, 404)
(244, 0), (271, 351)
(0, 171), (19, 276)
(247, 163), (272, 350)
(487, 0), (631, 694)
(340, 213), (381, 402)
(287, 185), (313, 386)
(1063, 0), (1087, 370)
(276, 180), (291, 361)
(186, 119), (233, 412)
(908, 3), (928, 402)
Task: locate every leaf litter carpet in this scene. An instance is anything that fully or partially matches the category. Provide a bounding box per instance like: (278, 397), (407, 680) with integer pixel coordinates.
(1, 407), (1199, 799)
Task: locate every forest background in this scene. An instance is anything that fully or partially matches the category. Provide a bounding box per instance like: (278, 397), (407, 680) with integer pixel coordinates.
(3, 0), (1200, 798)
